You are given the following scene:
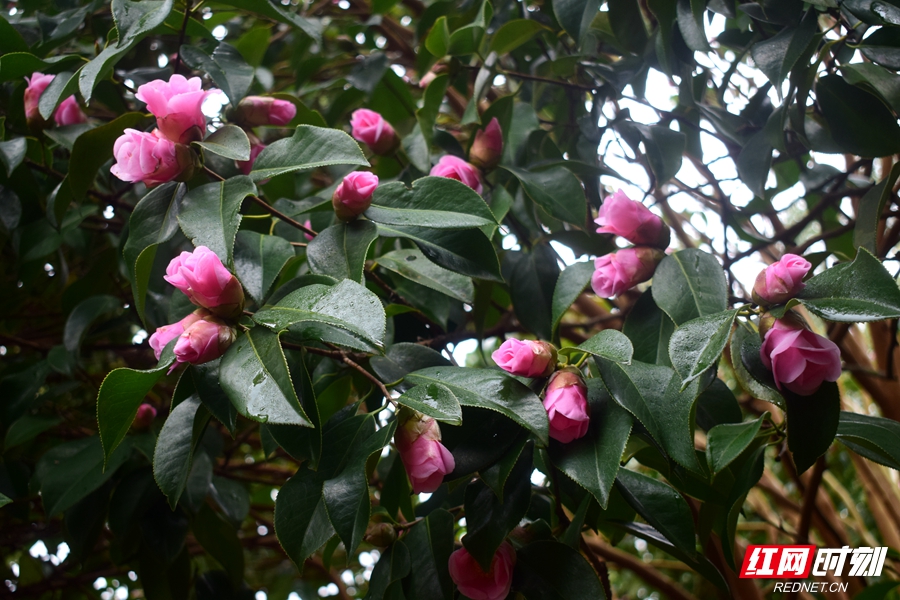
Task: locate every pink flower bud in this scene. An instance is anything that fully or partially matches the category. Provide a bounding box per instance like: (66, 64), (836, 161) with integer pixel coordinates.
(332, 171), (379, 221)
(164, 246), (245, 318)
(24, 72), (54, 123)
(492, 338), (557, 378)
(469, 117), (503, 170)
(148, 310), (206, 360)
(235, 96), (297, 126)
(173, 317), (236, 367)
(594, 190), (669, 248)
(395, 411), (455, 494)
(419, 71), (438, 88)
(429, 155), (483, 194)
(752, 253), (811, 306)
(135, 74), (210, 144)
(237, 141), (266, 176)
(543, 368), (590, 443)
(350, 109), (397, 155)
(132, 403), (157, 430)
(303, 219), (314, 242)
(54, 96), (87, 126)
(110, 129), (195, 187)
(760, 316), (841, 396)
(591, 247), (664, 298)
(448, 541), (516, 600)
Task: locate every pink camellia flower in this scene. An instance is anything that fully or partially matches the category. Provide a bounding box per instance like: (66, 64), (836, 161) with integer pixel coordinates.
(164, 246), (245, 319)
(24, 72), (54, 122)
(492, 338), (557, 378)
(54, 95), (87, 126)
(303, 219), (315, 242)
(132, 403), (157, 430)
(395, 410), (455, 494)
(173, 317), (236, 368)
(110, 129), (195, 187)
(595, 190), (669, 248)
(237, 141), (266, 176)
(350, 108), (397, 155)
(235, 96), (297, 126)
(469, 117), (503, 170)
(752, 253), (812, 306)
(332, 171), (379, 221)
(148, 310), (205, 360)
(430, 155), (483, 194)
(135, 74), (209, 144)
(543, 368), (590, 443)
(760, 316), (841, 396)
(591, 247), (664, 298)
(448, 541), (516, 600)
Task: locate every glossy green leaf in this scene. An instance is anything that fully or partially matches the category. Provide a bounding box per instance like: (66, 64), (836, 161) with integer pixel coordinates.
(624, 288), (675, 366)
(249, 125), (369, 181)
(816, 74), (900, 157)
(219, 327), (312, 426)
(275, 469), (335, 568)
(402, 509), (455, 600)
(608, 0), (648, 54)
(512, 540), (607, 599)
(38, 70), (80, 120)
(366, 177), (497, 229)
(397, 382), (462, 425)
(652, 249), (728, 325)
(841, 62), (900, 114)
(178, 175), (256, 267)
(191, 361), (238, 435)
(615, 468), (696, 555)
(0, 493), (10, 509)
(370, 343), (452, 391)
(253, 279), (386, 351)
(786, 382), (840, 474)
(307, 220), (378, 284)
(506, 246), (560, 340)
(68, 112), (148, 200)
(4, 414), (63, 451)
(215, 0), (322, 41)
(707, 414), (766, 474)
(417, 74), (449, 145)
(551, 261), (594, 337)
(192, 503), (244, 587)
(730, 322), (785, 407)
(856, 162), (900, 255)
(365, 541), (411, 600)
(836, 411), (900, 471)
(565, 329), (634, 364)
(553, 0), (600, 45)
(504, 166), (587, 225)
(448, 24), (484, 56)
(669, 309), (738, 388)
(181, 43), (253, 104)
(405, 367), (549, 446)
(233, 230), (295, 304)
(695, 379), (743, 431)
(63, 295), (122, 353)
(376, 248), (474, 304)
(153, 395), (210, 509)
(193, 125), (251, 161)
(425, 16), (451, 56)
(0, 138), (26, 177)
(551, 380), (632, 509)
(0, 53), (84, 83)
(750, 10), (816, 88)
(797, 248), (900, 322)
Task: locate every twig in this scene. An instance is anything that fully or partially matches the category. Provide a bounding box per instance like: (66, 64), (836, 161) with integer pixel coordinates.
(171, 0), (194, 75)
(326, 343), (394, 404)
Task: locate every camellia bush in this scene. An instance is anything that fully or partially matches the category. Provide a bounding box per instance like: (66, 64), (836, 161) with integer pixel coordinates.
(9, 0), (900, 598)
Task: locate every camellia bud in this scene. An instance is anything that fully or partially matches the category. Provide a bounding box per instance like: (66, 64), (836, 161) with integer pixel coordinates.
(752, 253), (811, 306)
(110, 129), (196, 187)
(543, 368), (590, 443)
(234, 96), (297, 127)
(332, 171), (379, 221)
(491, 338), (557, 378)
(448, 541), (516, 600)
(132, 403), (157, 430)
(148, 309), (207, 360)
(350, 109), (398, 155)
(173, 316), (237, 369)
(24, 72), (55, 127)
(363, 522), (397, 547)
(594, 190), (670, 249)
(590, 246), (664, 298)
(164, 246), (245, 319)
(469, 117), (503, 170)
(394, 408), (455, 494)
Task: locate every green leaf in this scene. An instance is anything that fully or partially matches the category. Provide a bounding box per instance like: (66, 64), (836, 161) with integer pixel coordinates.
(695, 379), (743, 431)
(0, 53), (84, 83)
(448, 24), (485, 56)
(275, 469), (335, 568)
(675, 0), (708, 51)
(463, 445), (532, 570)
(797, 248), (900, 322)
(512, 540), (607, 599)
(36, 436), (132, 516)
(366, 177), (497, 229)
(97, 361), (171, 463)
(4, 414), (63, 451)
(376, 248), (474, 304)
(250, 125), (369, 181)
(0, 15), (28, 54)
(750, 10), (817, 88)
(233, 230), (295, 305)
(253, 280), (386, 352)
(608, 0), (648, 54)
(856, 163), (900, 253)
(615, 468), (696, 555)
(623, 123), (686, 184)
(397, 382), (462, 425)
(68, 112), (149, 200)
(307, 220), (378, 284)
(553, 0), (600, 45)
(786, 382), (840, 474)
(706, 414), (766, 474)
(38, 70), (79, 121)
(178, 175), (256, 267)
(402, 509), (455, 600)
(417, 74), (450, 145)
(669, 309), (738, 388)
(193, 125), (251, 161)
(736, 131), (773, 200)
(63, 295), (123, 353)
(0, 138), (26, 177)
(624, 288), (675, 366)
(365, 541), (411, 600)
(503, 166), (587, 225)
(123, 182), (187, 323)
(180, 43), (253, 104)
(377, 223), (503, 282)
(153, 395), (210, 509)
(219, 328), (312, 426)
(841, 62), (900, 114)
(730, 322), (784, 407)
(214, 0), (322, 42)
(836, 411), (900, 471)
(506, 246), (560, 340)
(191, 361), (238, 435)
(652, 249), (728, 325)
(0, 493), (10, 509)
(425, 16), (451, 57)
(551, 380), (632, 509)
(845, 0), (900, 24)
(815, 74), (900, 157)
(192, 503), (244, 587)
(551, 261), (594, 337)
(370, 343), (452, 390)
(405, 367), (549, 446)
(565, 329), (634, 364)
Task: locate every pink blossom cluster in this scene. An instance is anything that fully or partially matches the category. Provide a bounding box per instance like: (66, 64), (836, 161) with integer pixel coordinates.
(23, 72), (87, 127)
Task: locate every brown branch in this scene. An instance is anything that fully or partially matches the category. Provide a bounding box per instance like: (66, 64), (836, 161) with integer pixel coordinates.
(582, 537), (698, 600)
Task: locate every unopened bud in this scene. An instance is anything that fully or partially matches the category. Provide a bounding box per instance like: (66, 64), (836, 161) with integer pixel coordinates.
(469, 117), (503, 170)
(364, 522), (397, 547)
(133, 403), (157, 429)
(332, 171), (379, 221)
